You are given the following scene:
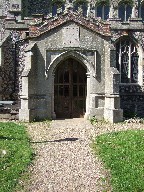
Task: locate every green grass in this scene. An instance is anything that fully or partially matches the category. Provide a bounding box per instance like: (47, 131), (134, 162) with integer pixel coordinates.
(92, 130), (144, 192)
(0, 122), (33, 192)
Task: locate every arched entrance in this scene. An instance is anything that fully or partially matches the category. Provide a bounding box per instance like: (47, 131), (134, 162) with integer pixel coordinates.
(54, 58), (87, 118)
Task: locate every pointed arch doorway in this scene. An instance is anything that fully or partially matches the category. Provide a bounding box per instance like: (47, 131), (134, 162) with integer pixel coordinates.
(54, 58), (87, 118)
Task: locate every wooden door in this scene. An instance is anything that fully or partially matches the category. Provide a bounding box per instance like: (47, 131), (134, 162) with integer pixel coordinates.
(54, 58), (86, 118)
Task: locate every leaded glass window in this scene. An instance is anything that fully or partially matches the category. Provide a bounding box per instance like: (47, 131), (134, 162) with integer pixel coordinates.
(131, 49), (139, 83)
(118, 3), (132, 21)
(140, 2), (144, 21)
(116, 38), (139, 83)
(96, 5), (109, 20)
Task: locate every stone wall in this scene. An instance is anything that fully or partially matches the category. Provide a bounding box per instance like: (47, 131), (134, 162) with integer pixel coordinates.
(120, 85), (144, 118)
(0, 0), (10, 41)
(0, 36), (15, 100)
(22, 0), (51, 17)
(15, 40), (29, 97)
(0, 31), (28, 102)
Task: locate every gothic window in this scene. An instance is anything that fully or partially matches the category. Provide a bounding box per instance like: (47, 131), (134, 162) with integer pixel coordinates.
(118, 1), (132, 21)
(82, 4), (88, 16)
(52, 4), (57, 16)
(116, 38), (139, 83)
(140, 2), (144, 21)
(51, 0), (65, 16)
(96, 1), (109, 20)
(73, 1), (88, 16)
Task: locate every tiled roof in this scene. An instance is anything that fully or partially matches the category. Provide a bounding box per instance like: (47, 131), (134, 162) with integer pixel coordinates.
(29, 10), (111, 38)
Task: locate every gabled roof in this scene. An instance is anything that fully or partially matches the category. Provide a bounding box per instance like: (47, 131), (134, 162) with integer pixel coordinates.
(29, 10), (111, 38)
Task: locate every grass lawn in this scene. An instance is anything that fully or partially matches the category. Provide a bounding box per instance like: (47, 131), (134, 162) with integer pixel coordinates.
(0, 122), (33, 192)
(92, 130), (144, 192)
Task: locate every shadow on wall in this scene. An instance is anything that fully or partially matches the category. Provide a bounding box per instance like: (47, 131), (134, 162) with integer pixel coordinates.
(96, 51), (101, 83)
(120, 84), (144, 119)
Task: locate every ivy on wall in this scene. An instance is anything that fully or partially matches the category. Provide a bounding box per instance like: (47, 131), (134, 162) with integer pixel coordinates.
(21, 0), (135, 17)
(95, 0), (133, 6)
(96, 0), (110, 6)
(22, 0), (51, 17)
(73, 0), (110, 6)
(73, 0), (88, 5)
(118, 0), (134, 6)
(51, 0), (65, 6)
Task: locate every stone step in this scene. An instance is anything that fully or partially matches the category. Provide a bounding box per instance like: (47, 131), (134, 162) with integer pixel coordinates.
(0, 113), (11, 119)
(0, 113), (18, 120)
(0, 101), (19, 120)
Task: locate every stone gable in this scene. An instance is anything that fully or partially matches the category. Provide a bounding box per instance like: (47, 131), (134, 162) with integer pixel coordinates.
(29, 11), (111, 38)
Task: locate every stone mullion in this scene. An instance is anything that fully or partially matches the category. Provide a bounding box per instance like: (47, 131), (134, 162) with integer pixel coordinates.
(124, 4), (127, 21)
(119, 40), (122, 83)
(52, 73), (56, 119)
(128, 42), (131, 81)
(102, 5), (104, 20)
(94, 51), (97, 75)
(84, 72), (90, 119)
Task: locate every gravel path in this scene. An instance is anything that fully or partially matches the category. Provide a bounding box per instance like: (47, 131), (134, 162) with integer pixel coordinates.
(22, 119), (111, 192)
(21, 118), (144, 192)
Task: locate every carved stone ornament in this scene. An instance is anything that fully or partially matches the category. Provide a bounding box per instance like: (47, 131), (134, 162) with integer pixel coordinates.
(10, 30), (22, 45)
(111, 30), (129, 42)
(133, 32), (144, 49)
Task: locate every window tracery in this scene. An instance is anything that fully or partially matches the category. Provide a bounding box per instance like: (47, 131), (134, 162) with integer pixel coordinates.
(116, 37), (139, 83)
(96, 1), (109, 20)
(140, 1), (144, 21)
(118, 1), (133, 21)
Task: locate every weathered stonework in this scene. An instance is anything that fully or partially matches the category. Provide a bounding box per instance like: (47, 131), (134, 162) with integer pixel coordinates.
(0, 0), (144, 123)
(0, 37), (15, 100)
(133, 32), (144, 49)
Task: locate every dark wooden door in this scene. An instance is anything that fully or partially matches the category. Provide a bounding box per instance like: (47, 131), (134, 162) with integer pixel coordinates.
(54, 58), (86, 118)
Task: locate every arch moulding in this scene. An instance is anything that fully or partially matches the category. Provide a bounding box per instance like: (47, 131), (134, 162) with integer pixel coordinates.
(46, 50), (93, 119)
(46, 50), (95, 78)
